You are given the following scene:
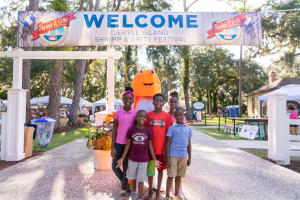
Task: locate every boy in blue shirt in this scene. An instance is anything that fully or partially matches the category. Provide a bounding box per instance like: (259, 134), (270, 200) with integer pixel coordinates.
(165, 107), (192, 200)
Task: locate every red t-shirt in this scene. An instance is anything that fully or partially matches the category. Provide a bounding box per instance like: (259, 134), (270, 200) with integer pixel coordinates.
(127, 126), (153, 162)
(146, 111), (172, 155)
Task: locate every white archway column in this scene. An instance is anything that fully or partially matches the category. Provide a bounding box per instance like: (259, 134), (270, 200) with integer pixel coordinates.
(267, 93), (290, 165)
(6, 48), (27, 161)
(106, 48), (115, 113)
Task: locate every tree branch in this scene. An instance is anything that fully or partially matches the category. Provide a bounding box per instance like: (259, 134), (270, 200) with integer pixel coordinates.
(187, 0), (199, 11)
(114, 0), (122, 11)
(95, 0), (100, 10)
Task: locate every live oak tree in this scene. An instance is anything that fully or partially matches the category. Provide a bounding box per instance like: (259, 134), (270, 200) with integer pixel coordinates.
(68, 0), (100, 126)
(191, 47), (267, 114)
(257, 0), (300, 76)
(179, 0), (200, 120)
(47, 0), (68, 129)
(146, 46), (180, 98)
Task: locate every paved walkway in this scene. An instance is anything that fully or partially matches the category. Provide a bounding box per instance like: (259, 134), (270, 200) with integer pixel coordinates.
(1, 129), (300, 200)
(221, 140), (300, 150)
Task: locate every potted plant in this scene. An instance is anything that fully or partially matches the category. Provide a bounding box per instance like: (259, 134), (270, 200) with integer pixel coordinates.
(86, 126), (112, 170)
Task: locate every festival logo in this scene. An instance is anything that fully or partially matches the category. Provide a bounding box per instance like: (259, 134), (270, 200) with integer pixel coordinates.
(207, 13), (253, 44)
(31, 13), (75, 45)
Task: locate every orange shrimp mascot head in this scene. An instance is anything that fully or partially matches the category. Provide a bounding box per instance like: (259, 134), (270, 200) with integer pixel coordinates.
(126, 66), (163, 112)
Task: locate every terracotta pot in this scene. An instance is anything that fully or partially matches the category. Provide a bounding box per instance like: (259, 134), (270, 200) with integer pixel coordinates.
(93, 149), (112, 171)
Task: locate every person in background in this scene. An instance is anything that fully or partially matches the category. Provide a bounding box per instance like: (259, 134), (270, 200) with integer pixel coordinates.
(111, 86), (137, 199)
(288, 104), (298, 135)
(165, 107), (192, 200)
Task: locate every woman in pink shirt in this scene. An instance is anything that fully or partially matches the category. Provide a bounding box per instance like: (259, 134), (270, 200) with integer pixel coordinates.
(288, 104), (298, 135)
(111, 87), (137, 199)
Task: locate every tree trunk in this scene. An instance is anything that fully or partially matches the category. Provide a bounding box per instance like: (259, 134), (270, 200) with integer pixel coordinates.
(167, 78), (171, 92)
(101, 61), (107, 98)
(182, 47), (191, 120)
(69, 0), (98, 125)
(212, 91), (217, 113)
(23, 58), (32, 124)
(48, 59), (64, 129)
(238, 45), (243, 117)
(207, 90), (212, 115)
(23, 0), (39, 124)
(181, 0), (198, 120)
(69, 47), (88, 125)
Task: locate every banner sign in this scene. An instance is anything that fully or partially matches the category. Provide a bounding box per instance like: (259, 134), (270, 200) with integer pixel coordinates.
(18, 11), (262, 47)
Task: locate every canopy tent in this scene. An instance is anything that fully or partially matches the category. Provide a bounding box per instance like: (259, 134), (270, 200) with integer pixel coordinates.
(92, 98), (123, 114)
(0, 99), (7, 106)
(80, 97), (92, 107)
(30, 96), (92, 107)
(30, 96), (72, 105)
(258, 85), (300, 102)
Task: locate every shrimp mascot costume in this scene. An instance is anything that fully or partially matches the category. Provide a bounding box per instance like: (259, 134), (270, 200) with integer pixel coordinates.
(105, 66), (163, 123)
(126, 65), (164, 112)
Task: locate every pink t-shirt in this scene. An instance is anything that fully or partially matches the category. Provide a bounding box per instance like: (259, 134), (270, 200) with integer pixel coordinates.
(114, 108), (137, 144)
(289, 110), (298, 119)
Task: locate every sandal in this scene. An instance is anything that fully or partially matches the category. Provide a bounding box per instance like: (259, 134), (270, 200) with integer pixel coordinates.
(144, 190), (153, 200)
(144, 195), (152, 200)
(179, 189), (185, 196)
(120, 191), (127, 200)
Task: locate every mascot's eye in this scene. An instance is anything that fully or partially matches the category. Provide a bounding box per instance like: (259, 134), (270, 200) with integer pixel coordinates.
(151, 69), (155, 74)
(139, 69), (143, 74)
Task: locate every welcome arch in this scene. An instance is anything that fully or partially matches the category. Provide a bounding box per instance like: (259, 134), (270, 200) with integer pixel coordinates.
(3, 11), (262, 161)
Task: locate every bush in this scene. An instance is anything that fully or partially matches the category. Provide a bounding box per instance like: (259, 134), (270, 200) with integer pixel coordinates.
(78, 114), (87, 118)
(83, 119), (90, 123)
(0, 89), (7, 100)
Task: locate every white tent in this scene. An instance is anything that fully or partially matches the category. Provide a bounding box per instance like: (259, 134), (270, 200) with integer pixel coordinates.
(80, 97), (92, 107)
(30, 96), (72, 105)
(259, 85), (300, 102)
(31, 96), (93, 107)
(92, 98), (123, 114)
(0, 99), (7, 106)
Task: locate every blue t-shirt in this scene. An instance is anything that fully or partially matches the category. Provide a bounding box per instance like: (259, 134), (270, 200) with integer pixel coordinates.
(166, 123), (192, 157)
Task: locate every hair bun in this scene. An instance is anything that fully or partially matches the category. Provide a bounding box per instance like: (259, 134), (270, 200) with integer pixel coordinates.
(169, 90), (178, 97)
(125, 86), (134, 92)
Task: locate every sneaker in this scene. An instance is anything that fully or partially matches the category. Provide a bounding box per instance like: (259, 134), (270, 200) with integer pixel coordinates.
(173, 196), (182, 200)
(130, 192), (137, 200)
(178, 189), (188, 200)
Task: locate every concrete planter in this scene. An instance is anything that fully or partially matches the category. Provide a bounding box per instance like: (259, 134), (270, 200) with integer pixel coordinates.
(93, 149), (112, 171)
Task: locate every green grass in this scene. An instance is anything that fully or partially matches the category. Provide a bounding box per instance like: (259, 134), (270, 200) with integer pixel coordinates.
(193, 117), (244, 124)
(198, 128), (247, 140)
(33, 128), (89, 152)
(254, 151), (267, 158)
